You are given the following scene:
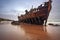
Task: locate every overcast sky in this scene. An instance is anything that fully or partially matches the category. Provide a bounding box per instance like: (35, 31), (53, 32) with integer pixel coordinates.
(0, 0), (60, 21)
(0, 0), (47, 15)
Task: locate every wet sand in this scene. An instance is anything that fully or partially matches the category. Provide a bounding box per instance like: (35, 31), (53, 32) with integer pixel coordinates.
(0, 21), (60, 40)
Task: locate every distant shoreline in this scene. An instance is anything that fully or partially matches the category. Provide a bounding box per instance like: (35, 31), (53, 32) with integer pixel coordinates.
(0, 18), (13, 22)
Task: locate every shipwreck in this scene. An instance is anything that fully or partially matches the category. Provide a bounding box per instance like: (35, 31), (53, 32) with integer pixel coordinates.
(18, 0), (52, 26)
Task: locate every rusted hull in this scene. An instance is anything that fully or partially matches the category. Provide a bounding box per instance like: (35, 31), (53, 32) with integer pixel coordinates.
(18, 15), (46, 25)
(18, 0), (52, 25)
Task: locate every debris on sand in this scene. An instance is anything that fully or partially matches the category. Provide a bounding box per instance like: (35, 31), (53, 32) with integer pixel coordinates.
(48, 23), (60, 26)
(11, 21), (20, 25)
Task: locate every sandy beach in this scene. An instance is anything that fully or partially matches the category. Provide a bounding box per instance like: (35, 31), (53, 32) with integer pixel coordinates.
(0, 21), (60, 40)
